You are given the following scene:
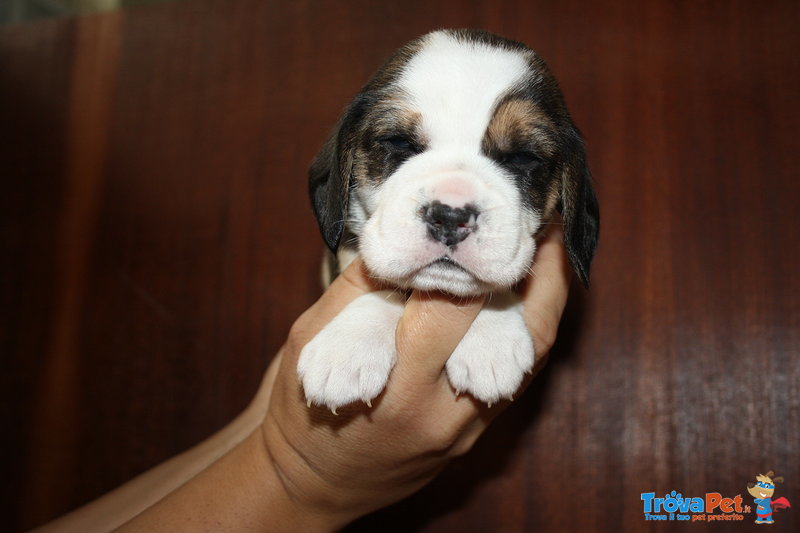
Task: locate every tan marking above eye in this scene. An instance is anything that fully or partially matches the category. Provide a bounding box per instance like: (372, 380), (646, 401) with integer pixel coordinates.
(365, 99), (424, 144)
(356, 99), (427, 184)
(485, 98), (556, 157)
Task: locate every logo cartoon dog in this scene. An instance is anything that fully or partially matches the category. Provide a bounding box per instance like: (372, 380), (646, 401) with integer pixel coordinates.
(747, 471), (791, 524)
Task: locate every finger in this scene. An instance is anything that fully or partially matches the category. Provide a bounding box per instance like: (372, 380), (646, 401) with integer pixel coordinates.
(520, 226), (572, 355)
(289, 257), (380, 345)
(394, 291), (484, 385)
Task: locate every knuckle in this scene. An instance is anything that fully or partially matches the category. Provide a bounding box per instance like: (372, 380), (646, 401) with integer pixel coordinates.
(417, 424), (460, 454)
(447, 431), (481, 458)
(391, 408), (461, 455)
(414, 412), (477, 456)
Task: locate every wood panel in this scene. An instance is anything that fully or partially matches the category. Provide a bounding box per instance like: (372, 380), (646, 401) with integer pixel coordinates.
(1, 1), (798, 531)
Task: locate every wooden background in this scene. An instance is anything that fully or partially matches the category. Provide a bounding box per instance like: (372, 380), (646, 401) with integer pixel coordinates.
(2, 1), (798, 531)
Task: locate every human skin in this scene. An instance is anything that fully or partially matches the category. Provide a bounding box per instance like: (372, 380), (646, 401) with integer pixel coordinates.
(35, 227), (571, 533)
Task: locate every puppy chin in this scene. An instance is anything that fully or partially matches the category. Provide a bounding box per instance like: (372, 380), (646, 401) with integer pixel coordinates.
(405, 260), (490, 296)
(360, 239), (536, 297)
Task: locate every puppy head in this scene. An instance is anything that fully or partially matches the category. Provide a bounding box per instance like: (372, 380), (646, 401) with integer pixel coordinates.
(310, 29), (599, 295)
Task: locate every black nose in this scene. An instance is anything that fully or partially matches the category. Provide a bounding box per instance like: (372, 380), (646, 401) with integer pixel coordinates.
(421, 201), (479, 246)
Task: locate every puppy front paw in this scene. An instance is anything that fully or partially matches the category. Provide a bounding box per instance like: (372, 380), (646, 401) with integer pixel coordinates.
(297, 292), (403, 412)
(445, 305), (534, 405)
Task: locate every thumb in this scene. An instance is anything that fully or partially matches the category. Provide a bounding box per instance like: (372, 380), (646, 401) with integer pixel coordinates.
(394, 291), (484, 385)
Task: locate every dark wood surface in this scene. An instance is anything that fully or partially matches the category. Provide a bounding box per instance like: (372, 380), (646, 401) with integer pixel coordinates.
(2, 1), (798, 531)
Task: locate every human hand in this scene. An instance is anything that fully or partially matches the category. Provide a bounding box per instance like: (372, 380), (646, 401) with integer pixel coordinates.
(260, 227), (572, 529)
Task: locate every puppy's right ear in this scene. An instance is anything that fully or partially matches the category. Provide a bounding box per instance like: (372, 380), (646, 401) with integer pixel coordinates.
(309, 93), (371, 252)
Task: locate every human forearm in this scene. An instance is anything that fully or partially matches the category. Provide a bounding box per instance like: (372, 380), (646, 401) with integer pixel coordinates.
(32, 362), (279, 533)
(113, 427), (343, 533)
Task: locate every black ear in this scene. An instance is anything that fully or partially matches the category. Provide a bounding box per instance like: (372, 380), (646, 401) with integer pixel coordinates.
(308, 93), (372, 252)
(559, 130), (600, 287)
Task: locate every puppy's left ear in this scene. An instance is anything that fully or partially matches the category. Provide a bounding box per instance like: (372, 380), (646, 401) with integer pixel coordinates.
(308, 93), (371, 252)
(559, 130), (600, 287)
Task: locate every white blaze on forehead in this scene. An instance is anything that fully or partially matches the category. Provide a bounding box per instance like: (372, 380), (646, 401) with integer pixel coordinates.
(397, 32), (531, 151)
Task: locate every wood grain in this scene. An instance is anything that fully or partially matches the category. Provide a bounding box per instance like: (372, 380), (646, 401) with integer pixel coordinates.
(1, 1), (798, 531)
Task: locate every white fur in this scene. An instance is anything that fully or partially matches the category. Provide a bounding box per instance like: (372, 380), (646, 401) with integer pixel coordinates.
(400, 32), (531, 153)
(445, 294), (534, 403)
(300, 31), (540, 410)
(297, 291), (404, 410)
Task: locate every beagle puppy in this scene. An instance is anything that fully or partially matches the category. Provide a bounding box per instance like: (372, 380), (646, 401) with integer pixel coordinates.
(298, 29), (599, 411)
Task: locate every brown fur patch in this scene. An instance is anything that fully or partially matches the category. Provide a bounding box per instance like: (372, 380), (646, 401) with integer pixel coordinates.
(357, 98), (424, 185)
(542, 180), (561, 221)
(484, 97), (557, 158)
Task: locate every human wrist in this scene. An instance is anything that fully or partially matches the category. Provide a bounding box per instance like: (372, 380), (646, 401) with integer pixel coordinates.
(257, 423), (355, 532)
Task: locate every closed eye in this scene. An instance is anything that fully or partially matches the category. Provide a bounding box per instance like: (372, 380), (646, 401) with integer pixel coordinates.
(499, 151), (542, 169)
(380, 135), (421, 155)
